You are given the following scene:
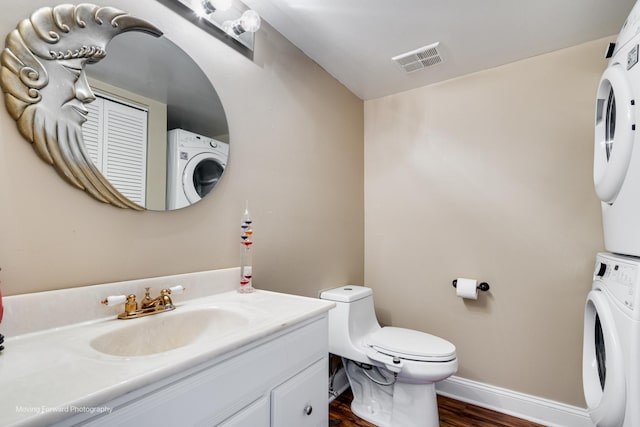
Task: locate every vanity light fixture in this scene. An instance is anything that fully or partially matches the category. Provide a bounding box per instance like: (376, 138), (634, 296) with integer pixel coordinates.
(200, 0), (232, 15)
(222, 10), (261, 36)
(169, 0), (260, 53)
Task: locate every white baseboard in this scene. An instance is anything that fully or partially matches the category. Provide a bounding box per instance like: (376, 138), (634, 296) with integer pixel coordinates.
(436, 376), (592, 427)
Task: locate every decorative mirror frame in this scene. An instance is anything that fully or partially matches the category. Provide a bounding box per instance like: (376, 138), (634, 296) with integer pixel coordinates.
(0, 4), (163, 210)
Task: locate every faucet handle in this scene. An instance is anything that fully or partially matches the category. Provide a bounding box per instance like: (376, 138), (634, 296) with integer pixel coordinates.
(169, 285), (185, 294)
(101, 295), (127, 306)
(101, 294), (137, 313)
(124, 294), (138, 313)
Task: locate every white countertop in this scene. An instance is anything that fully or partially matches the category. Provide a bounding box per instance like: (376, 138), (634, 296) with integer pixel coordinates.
(0, 269), (334, 427)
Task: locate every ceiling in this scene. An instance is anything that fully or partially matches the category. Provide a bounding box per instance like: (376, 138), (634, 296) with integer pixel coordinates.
(244, 0), (637, 100)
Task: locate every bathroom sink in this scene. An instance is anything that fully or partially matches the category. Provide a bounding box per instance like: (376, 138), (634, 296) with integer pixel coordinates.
(90, 307), (250, 357)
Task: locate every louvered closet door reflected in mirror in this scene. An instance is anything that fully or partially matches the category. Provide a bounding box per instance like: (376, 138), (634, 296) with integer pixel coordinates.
(82, 92), (149, 208)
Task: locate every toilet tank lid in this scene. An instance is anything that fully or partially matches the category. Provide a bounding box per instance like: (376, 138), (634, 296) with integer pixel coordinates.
(320, 286), (372, 302)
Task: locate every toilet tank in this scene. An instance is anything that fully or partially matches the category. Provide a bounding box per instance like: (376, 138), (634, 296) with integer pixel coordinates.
(320, 286), (381, 364)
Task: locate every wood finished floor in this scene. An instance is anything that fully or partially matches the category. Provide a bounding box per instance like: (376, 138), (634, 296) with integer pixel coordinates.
(328, 389), (545, 427)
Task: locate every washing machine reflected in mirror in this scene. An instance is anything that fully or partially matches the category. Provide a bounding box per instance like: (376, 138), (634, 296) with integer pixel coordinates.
(166, 129), (229, 210)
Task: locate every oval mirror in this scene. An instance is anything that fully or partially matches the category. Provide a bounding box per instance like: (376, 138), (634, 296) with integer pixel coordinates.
(84, 31), (229, 211)
(0, 4), (229, 211)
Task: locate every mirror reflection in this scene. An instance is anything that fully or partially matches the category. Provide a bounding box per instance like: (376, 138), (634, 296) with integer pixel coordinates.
(1, 4), (229, 211)
(84, 32), (230, 211)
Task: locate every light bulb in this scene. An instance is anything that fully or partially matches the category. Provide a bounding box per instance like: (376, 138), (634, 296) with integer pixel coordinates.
(222, 10), (261, 37)
(221, 20), (235, 36)
(239, 10), (261, 33)
(201, 0), (216, 14)
(201, 0), (232, 14)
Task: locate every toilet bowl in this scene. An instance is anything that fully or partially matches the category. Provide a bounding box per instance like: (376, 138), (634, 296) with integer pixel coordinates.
(320, 285), (457, 427)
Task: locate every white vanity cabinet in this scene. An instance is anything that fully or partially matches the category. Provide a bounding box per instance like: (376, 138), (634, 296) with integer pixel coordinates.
(271, 358), (327, 427)
(58, 315), (328, 427)
(221, 358), (326, 427)
(217, 397), (269, 427)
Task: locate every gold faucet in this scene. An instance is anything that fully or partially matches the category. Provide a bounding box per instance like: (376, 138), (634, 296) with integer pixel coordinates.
(101, 286), (184, 319)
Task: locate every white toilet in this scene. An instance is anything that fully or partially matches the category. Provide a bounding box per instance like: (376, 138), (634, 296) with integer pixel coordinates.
(320, 285), (457, 427)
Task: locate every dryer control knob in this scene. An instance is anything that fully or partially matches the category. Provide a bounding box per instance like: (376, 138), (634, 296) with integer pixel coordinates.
(595, 262), (607, 278)
(209, 141), (218, 148)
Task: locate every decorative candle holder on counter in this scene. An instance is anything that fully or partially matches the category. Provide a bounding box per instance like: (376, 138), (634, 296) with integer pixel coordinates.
(239, 203), (255, 293)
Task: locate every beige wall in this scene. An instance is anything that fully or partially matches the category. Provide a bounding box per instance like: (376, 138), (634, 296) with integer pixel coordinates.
(0, 0), (364, 297)
(364, 38), (608, 406)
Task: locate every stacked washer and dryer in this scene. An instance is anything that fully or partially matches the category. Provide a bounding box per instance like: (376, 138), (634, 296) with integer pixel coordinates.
(166, 129), (229, 210)
(583, 2), (640, 426)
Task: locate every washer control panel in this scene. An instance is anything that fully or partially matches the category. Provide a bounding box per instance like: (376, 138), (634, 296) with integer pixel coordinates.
(178, 132), (218, 149)
(595, 254), (639, 314)
(629, 44), (639, 70)
(615, 0), (640, 56)
(169, 129), (229, 155)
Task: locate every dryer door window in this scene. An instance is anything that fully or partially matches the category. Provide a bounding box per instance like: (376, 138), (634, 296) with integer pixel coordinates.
(182, 153), (226, 204)
(192, 159), (224, 198)
(594, 63), (635, 204)
(605, 88), (616, 161)
(594, 314), (606, 390)
(583, 290), (626, 426)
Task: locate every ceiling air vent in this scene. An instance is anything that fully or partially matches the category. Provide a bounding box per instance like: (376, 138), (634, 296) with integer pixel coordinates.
(392, 42), (443, 73)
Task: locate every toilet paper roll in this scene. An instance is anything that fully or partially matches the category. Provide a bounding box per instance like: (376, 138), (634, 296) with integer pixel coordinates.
(456, 278), (478, 300)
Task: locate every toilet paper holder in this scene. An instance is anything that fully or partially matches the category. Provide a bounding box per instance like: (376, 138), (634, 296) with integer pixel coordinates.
(452, 279), (490, 292)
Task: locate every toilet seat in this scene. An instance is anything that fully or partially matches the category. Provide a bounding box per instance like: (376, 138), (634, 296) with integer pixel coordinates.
(366, 327), (456, 362)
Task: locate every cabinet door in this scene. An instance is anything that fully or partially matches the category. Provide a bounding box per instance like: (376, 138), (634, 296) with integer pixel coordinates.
(217, 397), (269, 427)
(271, 357), (327, 427)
